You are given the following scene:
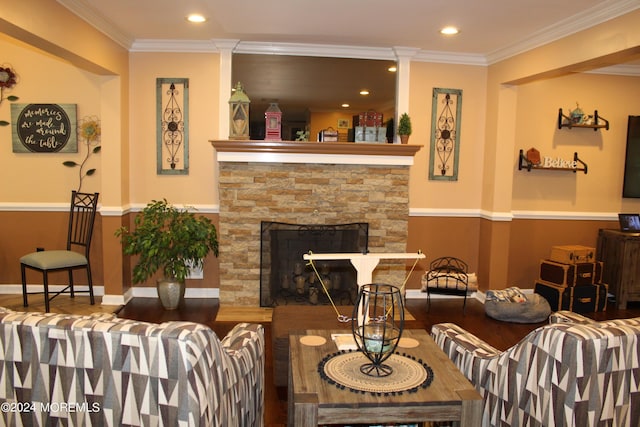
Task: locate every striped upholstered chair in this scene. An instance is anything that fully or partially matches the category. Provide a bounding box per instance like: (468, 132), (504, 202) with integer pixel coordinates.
(0, 307), (264, 426)
(432, 312), (640, 427)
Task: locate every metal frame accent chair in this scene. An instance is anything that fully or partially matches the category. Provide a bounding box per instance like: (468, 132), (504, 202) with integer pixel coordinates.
(20, 191), (99, 312)
(424, 256), (469, 312)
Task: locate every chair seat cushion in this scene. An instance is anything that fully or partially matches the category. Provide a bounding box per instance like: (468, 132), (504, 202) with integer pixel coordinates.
(20, 250), (87, 270)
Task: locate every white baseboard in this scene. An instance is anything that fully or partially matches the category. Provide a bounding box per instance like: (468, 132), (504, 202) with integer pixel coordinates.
(405, 288), (533, 304)
(405, 289), (485, 302)
(5, 286), (533, 306)
(101, 288), (132, 306)
(2, 284), (105, 296)
(126, 287), (220, 299)
(0, 284), (219, 306)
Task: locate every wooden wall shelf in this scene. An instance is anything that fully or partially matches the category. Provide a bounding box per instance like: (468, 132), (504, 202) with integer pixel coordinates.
(558, 108), (609, 131)
(518, 149), (588, 174)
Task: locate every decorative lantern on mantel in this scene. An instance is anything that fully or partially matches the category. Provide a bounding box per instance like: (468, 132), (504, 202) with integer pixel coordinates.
(229, 82), (250, 140)
(264, 102), (282, 141)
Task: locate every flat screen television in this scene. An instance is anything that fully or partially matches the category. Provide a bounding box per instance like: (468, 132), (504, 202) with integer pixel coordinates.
(622, 115), (640, 198)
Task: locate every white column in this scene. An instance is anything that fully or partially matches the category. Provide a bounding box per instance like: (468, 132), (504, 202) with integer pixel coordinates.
(213, 39), (239, 140)
(393, 47), (419, 144)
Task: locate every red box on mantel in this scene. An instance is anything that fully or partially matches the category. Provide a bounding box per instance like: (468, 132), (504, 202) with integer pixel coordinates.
(355, 111), (383, 127)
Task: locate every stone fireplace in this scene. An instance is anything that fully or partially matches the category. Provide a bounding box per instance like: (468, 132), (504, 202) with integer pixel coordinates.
(211, 140), (421, 306)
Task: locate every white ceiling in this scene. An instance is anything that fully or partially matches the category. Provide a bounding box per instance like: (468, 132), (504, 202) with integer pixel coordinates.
(60, 0), (640, 60)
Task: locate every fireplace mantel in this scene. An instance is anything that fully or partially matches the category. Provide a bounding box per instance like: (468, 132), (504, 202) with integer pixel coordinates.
(211, 140), (421, 165)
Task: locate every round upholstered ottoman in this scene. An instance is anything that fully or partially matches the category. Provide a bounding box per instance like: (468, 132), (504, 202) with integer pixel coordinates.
(485, 287), (551, 323)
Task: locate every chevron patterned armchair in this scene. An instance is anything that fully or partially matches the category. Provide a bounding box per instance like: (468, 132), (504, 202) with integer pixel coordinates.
(431, 311), (640, 427)
(0, 307), (264, 427)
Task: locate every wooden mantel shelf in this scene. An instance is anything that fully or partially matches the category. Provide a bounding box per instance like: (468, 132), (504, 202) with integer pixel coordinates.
(210, 140), (422, 166)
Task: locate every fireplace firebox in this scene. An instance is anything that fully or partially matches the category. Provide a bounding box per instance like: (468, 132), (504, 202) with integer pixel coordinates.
(260, 222), (368, 307)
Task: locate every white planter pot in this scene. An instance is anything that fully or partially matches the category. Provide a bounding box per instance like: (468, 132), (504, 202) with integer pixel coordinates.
(157, 278), (185, 310)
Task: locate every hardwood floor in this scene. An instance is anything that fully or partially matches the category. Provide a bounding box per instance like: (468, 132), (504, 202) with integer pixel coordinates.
(2, 293), (639, 426)
(0, 293), (121, 316)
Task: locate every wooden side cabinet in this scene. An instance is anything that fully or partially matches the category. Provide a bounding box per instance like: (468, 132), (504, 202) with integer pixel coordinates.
(596, 229), (640, 309)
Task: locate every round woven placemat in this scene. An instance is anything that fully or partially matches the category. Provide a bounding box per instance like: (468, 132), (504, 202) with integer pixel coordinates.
(299, 335), (326, 346)
(320, 351), (434, 394)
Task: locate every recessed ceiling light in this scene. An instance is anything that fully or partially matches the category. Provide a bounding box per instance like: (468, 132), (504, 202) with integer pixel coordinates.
(440, 26), (459, 35)
(360, 90), (369, 96)
(187, 14), (207, 23)
(388, 66), (397, 72)
(341, 103), (350, 108)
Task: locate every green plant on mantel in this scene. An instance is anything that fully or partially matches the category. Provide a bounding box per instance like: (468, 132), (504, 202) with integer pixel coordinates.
(115, 199), (219, 283)
(398, 113), (412, 136)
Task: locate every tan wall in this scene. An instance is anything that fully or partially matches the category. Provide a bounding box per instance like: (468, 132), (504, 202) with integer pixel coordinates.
(0, 0), (130, 296)
(128, 52), (221, 205)
(512, 72), (640, 213)
(405, 216), (481, 290)
(407, 62), (487, 210)
(407, 216), (619, 292)
(476, 10), (640, 290)
(507, 218), (618, 289)
(0, 34), (104, 201)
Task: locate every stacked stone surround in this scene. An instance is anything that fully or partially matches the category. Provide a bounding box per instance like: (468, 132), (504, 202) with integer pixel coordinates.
(217, 161), (411, 306)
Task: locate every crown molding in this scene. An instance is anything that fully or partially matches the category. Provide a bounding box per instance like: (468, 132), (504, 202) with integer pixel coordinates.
(486, 0), (640, 64)
(130, 39), (221, 53)
(57, 0), (133, 49)
(413, 50), (487, 66)
(233, 41), (398, 61)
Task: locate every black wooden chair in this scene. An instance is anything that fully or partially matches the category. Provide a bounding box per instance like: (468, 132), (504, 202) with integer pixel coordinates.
(20, 191), (99, 312)
(425, 256), (469, 313)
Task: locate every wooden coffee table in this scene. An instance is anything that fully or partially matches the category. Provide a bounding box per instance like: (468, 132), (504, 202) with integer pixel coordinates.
(288, 329), (482, 427)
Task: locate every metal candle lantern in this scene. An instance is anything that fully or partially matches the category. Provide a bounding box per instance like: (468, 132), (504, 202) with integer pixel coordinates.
(229, 82), (250, 140)
(352, 283), (404, 377)
(264, 102), (282, 141)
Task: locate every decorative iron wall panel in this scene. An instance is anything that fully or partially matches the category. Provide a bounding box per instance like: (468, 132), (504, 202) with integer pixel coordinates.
(156, 78), (189, 175)
(429, 88), (462, 181)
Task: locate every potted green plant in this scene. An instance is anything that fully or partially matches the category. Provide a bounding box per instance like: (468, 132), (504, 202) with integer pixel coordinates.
(115, 199), (219, 309)
(397, 113), (412, 144)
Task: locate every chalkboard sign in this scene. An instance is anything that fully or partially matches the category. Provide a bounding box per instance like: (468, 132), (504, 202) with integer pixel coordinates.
(11, 103), (77, 153)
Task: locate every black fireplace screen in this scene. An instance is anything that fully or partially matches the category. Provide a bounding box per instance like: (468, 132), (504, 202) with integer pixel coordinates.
(260, 222), (369, 307)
